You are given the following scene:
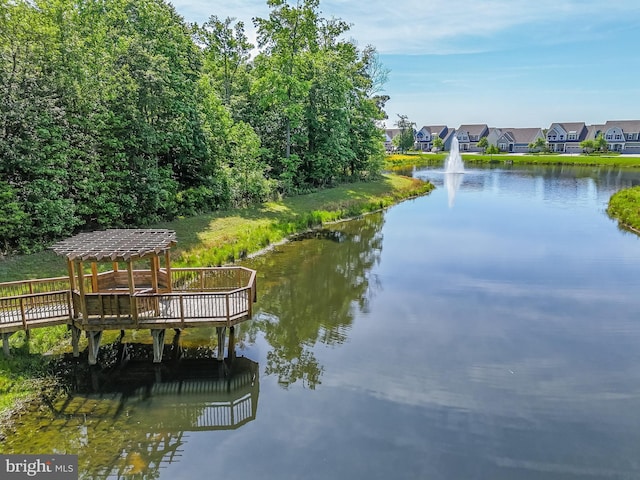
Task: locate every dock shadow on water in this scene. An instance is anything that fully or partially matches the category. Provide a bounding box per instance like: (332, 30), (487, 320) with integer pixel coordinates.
(2, 341), (259, 479)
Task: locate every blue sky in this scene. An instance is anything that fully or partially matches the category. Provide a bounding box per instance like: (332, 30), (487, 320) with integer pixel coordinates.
(170, 0), (640, 129)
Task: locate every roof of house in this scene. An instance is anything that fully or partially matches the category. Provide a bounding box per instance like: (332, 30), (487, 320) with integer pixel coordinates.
(457, 124), (488, 136)
(604, 120), (640, 133)
(442, 128), (456, 143)
(548, 122), (588, 141)
(385, 128), (402, 140)
(418, 125), (447, 137)
(499, 128), (543, 144)
(549, 122), (586, 133)
(586, 124), (607, 140)
(51, 229), (177, 261)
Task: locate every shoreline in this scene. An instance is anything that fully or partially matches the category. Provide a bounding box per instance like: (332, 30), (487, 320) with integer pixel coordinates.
(385, 153), (640, 170)
(0, 173), (435, 427)
(607, 186), (640, 235)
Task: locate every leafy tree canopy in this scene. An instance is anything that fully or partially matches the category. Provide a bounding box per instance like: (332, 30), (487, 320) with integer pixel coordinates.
(0, 0), (388, 254)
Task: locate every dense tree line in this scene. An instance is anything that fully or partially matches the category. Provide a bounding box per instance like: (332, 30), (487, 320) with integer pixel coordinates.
(0, 0), (388, 254)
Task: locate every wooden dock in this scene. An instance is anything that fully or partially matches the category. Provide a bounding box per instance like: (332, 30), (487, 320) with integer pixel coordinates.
(0, 229), (257, 364)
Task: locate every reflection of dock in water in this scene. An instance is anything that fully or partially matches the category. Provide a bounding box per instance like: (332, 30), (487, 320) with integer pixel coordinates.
(57, 352), (260, 430)
(46, 351), (259, 478)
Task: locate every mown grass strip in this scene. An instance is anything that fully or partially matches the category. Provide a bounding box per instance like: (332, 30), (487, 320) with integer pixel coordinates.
(162, 174), (433, 267)
(384, 153), (640, 170)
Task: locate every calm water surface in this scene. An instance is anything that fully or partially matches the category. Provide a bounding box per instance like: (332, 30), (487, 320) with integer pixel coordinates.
(4, 165), (640, 479)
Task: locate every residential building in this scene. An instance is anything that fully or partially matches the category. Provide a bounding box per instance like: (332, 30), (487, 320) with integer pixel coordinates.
(496, 128), (545, 153)
(602, 120), (640, 154)
(384, 128), (401, 152)
(415, 125), (451, 152)
(455, 124), (489, 152)
(546, 122), (588, 153)
(486, 128), (503, 147)
(383, 119), (640, 155)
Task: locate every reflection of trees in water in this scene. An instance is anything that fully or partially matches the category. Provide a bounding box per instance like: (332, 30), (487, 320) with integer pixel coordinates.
(247, 212), (385, 389)
(5, 351), (259, 479)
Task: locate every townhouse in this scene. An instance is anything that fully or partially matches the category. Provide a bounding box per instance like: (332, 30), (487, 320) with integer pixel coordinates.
(383, 119), (640, 154)
(497, 128), (546, 153)
(415, 125), (455, 152)
(596, 120), (640, 154)
(384, 128), (401, 152)
(546, 122), (589, 153)
(455, 124), (489, 152)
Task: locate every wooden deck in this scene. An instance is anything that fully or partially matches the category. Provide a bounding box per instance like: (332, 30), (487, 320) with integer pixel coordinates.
(1, 267), (257, 362)
(0, 267), (256, 333)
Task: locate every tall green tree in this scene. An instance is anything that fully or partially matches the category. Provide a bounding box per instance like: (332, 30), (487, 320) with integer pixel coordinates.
(528, 136), (547, 152)
(595, 133), (608, 153)
(0, 0), (389, 252)
(580, 139), (595, 154)
(393, 114), (415, 153)
(477, 136), (488, 153)
(253, 0), (322, 162)
(199, 15), (253, 112)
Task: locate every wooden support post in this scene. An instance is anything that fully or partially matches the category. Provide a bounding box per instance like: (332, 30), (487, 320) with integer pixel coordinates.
(67, 261), (78, 320)
(151, 329), (166, 363)
(170, 328), (182, 361)
(228, 326), (235, 363)
(150, 256), (160, 316)
(67, 260), (76, 291)
(90, 262), (99, 293)
(150, 256), (159, 292)
(77, 262), (88, 322)
(2, 333), (13, 358)
(19, 297), (27, 330)
(87, 330), (103, 365)
(71, 325), (82, 357)
(127, 261), (137, 324)
(216, 327), (226, 360)
(165, 251), (172, 293)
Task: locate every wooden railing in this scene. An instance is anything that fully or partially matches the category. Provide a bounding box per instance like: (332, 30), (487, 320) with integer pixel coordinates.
(134, 288), (253, 325)
(171, 267), (256, 293)
(0, 290), (72, 333)
(0, 276), (71, 297)
(1, 267), (257, 332)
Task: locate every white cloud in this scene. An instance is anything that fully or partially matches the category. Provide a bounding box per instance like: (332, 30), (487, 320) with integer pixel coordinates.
(171, 0), (640, 54)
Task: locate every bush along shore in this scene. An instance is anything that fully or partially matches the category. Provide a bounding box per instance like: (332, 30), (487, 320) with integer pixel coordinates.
(0, 173), (434, 425)
(385, 153), (640, 170)
(608, 186), (640, 234)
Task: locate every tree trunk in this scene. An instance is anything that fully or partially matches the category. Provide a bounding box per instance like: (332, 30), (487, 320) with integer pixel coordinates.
(286, 119), (291, 158)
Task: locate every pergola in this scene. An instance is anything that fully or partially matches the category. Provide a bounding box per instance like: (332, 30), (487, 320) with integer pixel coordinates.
(52, 228), (177, 296)
(47, 229), (255, 365)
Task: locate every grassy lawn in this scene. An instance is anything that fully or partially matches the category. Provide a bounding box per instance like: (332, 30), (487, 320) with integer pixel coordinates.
(161, 174), (433, 267)
(0, 174), (432, 283)
(385, 152), (640, 170)
(608, 186), (640, 232)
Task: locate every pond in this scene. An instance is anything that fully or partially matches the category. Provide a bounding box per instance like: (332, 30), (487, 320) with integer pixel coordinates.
(3, 165), (640, 479)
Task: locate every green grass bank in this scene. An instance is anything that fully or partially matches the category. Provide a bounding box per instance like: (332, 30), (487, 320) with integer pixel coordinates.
(385, 153), (640, 170)
(608, 186), (640, 234)
(0, 173), (433, 422)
